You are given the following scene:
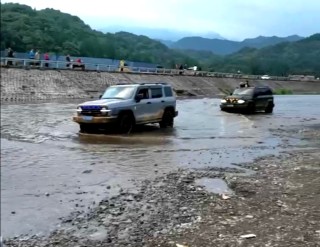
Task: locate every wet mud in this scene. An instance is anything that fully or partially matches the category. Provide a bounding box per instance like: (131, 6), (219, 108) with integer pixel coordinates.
(1, 96), (320, 246)
(3, 125), (320, 247)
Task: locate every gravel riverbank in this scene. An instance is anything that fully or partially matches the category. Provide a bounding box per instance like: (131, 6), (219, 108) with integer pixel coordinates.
(3, 125), (320, 247)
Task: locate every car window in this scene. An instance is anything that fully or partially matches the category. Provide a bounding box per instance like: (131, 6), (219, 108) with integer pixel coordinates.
(101, 86), (135, 99)
(232, 88), (254, 95)
(164, 87), (173, 97)
(256, 87), (272, 96)
(266, 88), (273, 95)
(151, 87), (163, 98)
(136, 88), (149, 99)
(254, 88), (262, 96)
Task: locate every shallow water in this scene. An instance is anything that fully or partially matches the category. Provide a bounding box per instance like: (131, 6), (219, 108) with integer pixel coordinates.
(195, 178), (233, 195)
(1, 95), (320, 237)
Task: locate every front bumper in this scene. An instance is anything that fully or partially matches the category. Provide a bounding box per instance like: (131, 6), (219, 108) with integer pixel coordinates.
(220, 103), (249, 111)
(73, 115), (117, 124)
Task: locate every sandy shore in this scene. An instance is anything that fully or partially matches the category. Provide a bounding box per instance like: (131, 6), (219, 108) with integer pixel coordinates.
(3, 125), (320, 247)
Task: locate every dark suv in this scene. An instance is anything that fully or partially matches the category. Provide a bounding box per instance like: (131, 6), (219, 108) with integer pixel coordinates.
(220, 86), (274, 113)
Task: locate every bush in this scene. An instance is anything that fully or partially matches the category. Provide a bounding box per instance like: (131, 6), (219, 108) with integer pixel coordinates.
(273, 88), (293, 95)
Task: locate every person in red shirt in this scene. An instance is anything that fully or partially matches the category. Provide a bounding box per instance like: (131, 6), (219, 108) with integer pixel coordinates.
(44, 53), (50, 67)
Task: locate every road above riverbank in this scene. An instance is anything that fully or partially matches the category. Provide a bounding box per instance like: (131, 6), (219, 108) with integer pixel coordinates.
(1, 68), (320, 102)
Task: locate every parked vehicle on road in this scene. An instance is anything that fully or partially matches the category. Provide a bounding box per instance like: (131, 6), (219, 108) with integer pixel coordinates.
(261, 75), (271, 80)
(220, 86), (274, 114)
(73, 83), (178, 134)
(71, 58), (85, 70)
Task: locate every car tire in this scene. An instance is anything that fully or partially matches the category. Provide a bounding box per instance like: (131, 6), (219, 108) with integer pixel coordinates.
(247, 103), (256, 114)
(118, 113), (134, 134)
(160, 110), (174, 128)
(80, 124), (94, 133)
(265, 103), (273, 113)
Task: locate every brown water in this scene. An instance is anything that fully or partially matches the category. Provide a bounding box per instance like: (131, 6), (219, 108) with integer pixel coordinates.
(1, 96), (320, 238)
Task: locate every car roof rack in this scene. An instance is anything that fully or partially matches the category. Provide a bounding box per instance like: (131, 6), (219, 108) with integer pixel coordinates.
(139, 82), (168, 85)
(113, 82), (133, 85)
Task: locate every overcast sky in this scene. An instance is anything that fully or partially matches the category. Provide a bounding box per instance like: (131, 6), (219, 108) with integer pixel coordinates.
(2, 0), (320, 40)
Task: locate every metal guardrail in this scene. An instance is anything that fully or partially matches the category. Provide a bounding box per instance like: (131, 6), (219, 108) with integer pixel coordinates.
(1, 57), (315, 82)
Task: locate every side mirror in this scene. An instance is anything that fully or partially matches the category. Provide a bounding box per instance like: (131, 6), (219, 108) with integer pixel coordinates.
(229, 92), (232, 95)
(99, 94), (102, 99)
(135, 94), (143, 102)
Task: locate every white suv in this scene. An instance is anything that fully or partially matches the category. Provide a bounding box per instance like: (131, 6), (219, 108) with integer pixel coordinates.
(73, 83), (178, 133)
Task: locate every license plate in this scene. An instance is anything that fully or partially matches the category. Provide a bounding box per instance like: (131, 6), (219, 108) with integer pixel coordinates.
(82, 116), (93, 121)
(227, 104), (234, 107)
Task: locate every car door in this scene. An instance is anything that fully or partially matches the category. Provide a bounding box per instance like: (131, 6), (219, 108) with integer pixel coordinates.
(149, 86), (164, 121)
(254, 88), (266, 110)
(134, 87), (153, 123)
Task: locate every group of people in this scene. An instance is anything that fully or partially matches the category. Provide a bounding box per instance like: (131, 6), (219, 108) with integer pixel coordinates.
(6, 47), (50, 67)
(28, 49), (50, 66)
(5, 47), (87, 69)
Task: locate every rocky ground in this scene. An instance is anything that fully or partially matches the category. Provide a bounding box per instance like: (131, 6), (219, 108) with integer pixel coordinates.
(3, 125), (320, 247)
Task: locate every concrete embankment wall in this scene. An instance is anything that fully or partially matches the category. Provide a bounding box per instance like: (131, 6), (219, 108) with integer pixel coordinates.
(1, 68), (320, 102)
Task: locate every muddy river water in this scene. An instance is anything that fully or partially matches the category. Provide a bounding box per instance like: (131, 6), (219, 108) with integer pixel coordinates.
(1, 95), (320, 238)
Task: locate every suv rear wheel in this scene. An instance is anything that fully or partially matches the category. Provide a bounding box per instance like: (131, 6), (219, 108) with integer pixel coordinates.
(160, 110), (174, 128)
(265, 102), (274, 113)
(118, 113), (134, 134)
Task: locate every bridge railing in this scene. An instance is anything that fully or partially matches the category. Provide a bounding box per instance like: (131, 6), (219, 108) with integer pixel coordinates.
(0, 56), (295, 81)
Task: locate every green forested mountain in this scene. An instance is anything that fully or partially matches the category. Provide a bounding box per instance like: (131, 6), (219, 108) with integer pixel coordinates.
(202, 34), (320, 77)
(170, 35), (303, 55)
(0, 3), (197, 67)
(1, 3), (319, 77)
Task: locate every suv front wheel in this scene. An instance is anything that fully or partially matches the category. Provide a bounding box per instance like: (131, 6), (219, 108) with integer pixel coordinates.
(247, 102), (256, 114)
(265, 102), (274, 113)
(118, 113), (134, 134)
(80, 124), (94, 133)
(160, 110), (174, 128)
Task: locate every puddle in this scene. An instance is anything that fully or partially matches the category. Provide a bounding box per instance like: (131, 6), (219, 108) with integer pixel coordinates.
(195, 178), (233, 195)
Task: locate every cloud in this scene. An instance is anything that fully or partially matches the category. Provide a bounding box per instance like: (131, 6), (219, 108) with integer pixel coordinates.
(2, 0), (320, 39)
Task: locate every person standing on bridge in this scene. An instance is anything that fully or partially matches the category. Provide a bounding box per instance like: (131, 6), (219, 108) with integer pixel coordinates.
(28, 49), (35, 59)
(35, 50), (41, 66)
(44, 52), (50, 68)
(66, 54), (71, 68)
(7, 47), (14, 66)
(28, 49), (35, 66)
(119, 59), (125, 72)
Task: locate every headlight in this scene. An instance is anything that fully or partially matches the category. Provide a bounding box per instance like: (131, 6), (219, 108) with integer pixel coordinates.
(221, 99), (227, 103)
(76, 106), (82, 112)
(100, 106), (110, 114)
(237, 99), (245, 104)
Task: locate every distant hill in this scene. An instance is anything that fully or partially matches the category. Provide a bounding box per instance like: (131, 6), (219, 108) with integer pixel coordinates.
(100, 26), (225, 42)
(156, 39), (175, 48)
(199, 34), (320, 77)
(242, 35), (303, 48)
(171, 35), (304, 55)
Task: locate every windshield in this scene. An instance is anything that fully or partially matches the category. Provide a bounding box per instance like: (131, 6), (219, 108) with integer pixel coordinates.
(101, 86), (135, 99)
(232, 88), (254, 95)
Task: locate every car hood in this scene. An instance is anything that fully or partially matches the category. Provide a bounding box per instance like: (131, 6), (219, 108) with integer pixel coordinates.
(78, 98), (132, 108)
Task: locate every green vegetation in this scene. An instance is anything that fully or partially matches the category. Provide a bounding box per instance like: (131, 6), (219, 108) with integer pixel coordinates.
(171, 35), (303, 55)
(1, 2), (319, 77)
(273, 88), (293, 95)
(203, 34), (320, 77)
(0, 3), (197, 67)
